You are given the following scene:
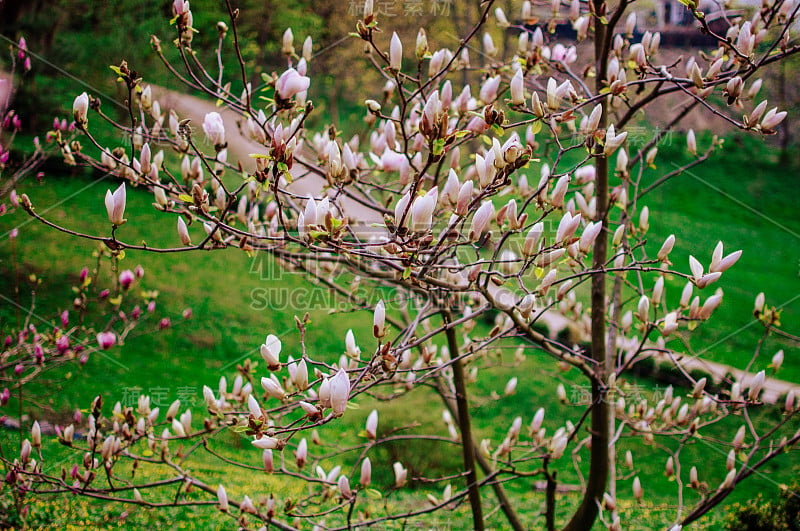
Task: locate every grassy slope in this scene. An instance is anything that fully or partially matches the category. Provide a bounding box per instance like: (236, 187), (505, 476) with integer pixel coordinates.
(0, 133), (799, 528)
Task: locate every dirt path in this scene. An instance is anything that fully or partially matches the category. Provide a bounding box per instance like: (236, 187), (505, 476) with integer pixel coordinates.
(673, 354), (796, 405)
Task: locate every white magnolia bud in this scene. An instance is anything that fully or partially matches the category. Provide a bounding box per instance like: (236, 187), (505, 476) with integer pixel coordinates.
(365, 409), (378, 440)
(374, 300), (386, 338)
(217, 484), (229, 511)
(633, 476), (644, 500)
(772, 350), (784, 371)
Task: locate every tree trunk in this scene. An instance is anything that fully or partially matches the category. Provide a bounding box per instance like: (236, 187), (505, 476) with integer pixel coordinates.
(562, 1), (611, 528)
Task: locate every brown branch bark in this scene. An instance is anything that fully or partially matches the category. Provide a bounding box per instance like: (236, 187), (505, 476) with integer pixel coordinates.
(442, 308), (485, 531)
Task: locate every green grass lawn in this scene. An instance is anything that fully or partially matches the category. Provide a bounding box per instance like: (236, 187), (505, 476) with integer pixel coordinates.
(1, 132), (799, 529)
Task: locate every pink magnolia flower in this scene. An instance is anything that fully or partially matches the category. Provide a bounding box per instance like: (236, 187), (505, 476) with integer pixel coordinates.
(97, 331), (116, 350)
(56, 335), (69, 354)
(276, 68), (310, 100)
(73, 92), (89, 126)
(172, 0), (190, 15)
(202, 112), (225, 146)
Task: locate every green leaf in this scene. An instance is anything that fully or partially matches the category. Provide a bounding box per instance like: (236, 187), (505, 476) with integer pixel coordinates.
(432, 138), (445, 156)
(402, 266), (412, 279)
(178, 194), (194, 204)
(365, 488), (382, 499)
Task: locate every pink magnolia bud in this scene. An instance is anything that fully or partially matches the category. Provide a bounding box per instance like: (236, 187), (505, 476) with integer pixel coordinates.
(536, 249), (565, 268)
(216, 485), (228, 511)
(469, 201), (494, 241)
(456, 181), (473, 216)
(119, 270), (135, 290)
(579, 221), (603, 254)
(785, 390), (796, 413)
(31, 421), (41, 448)
(410, 187), (438, 232)
(699, 292), (723, 319)
(393, 462), (408, 487)
(294, 359), (308, 390)
(556, 211), (582, 243)
(772, 349), (784, 371)
(748, 370), (765, 401)
(104, 183), (126, 226)
(373, 300), (386, 338)
(282, 28), (294, 56)
(685, 130), (698, 157)
(510, 69), (525, 105)
(338, 475), (353, 499)
(263, 449), (274, 472)
(479, 75), (501, 103)
(360, 457), (372, 486)
(633, 476), (643, 499)
(20, 439), (31, 463)
(749, 100), (768, 126)
(330, 368), (350, 416)
(296, 438), (307, 468)
(251, 436), (279, 450)
(389, 32), (403, 70)
(261, 376), (285, 400)
(299, 401), (318, 417)
(505, 377), (518, 395)
(523, 223), (544, 256)
(365, 409), (378, 439)
(551, 174), (570, 207)
(177, 217), (191, 245)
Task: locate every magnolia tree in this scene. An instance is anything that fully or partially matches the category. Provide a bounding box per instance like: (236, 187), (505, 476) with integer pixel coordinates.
(5, 0), (800, 528)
